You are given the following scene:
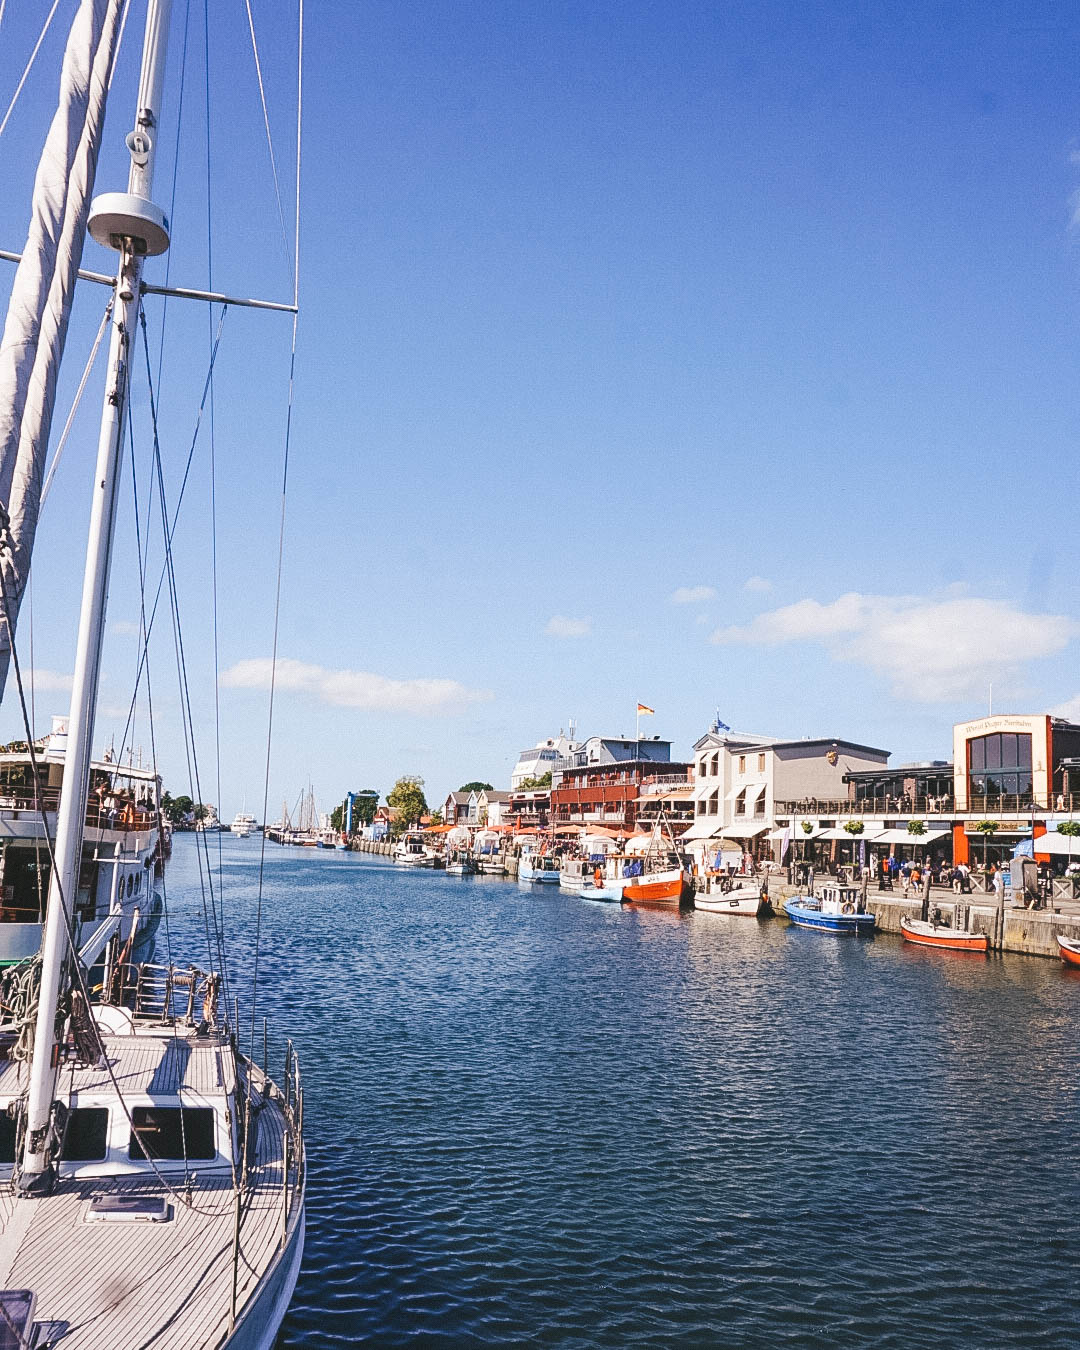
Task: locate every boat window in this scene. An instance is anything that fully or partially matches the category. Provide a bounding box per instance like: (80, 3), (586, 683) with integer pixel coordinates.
(129, 1107), (216, 1160)
(127, 873), (134, 896)
(0, 1110), (15, 1162)
(61, 1107), (109, 1161)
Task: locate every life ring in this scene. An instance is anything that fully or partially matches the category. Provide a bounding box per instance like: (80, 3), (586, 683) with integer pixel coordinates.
(841, 901), (855, 914)
(594, 868), (603, 888)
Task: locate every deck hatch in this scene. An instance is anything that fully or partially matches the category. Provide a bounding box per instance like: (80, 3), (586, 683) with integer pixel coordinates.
(87, 1194), (170, 1222)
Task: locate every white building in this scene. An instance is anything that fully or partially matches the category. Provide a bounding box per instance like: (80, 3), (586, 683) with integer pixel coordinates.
(510, 731), (580, 788)
(682, 724), (889, 866)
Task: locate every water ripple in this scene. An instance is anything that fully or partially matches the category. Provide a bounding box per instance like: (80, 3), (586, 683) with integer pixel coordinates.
(162, 840), (1080, 1347)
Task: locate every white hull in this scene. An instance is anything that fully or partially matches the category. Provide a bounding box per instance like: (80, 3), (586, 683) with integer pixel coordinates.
(695, 887), (766, 916)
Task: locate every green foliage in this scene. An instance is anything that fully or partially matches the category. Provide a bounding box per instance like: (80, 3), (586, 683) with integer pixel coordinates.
(843, 820), (864, 835)
(459, 781), (494, 793)
(429, 809), (444, 826)
(161, 792), (194, 825)
(906, 820), (926, 836)
(517, 772), (552, 790)
(1057, 821), (1080, 838)
(800, 821), (814, 835)
(388, 775), (428, 832)
(973, 820), (999, 835)
(331, 790), (380, 835)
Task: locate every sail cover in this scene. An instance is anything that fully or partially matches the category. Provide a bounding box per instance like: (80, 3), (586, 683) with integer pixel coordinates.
(0, 0), (124, 701)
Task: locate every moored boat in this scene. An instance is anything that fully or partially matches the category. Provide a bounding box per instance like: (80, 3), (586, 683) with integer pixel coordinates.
(560, 855), (625, 902)
(784, 883), (875, 934)
(518, 843), (560, 884)
(393, 832), (436, 866)
(901, 916), (989, 952)
(621, 866), (690, 907)
(1057, 934), (1080, 967)
(695, 883), (770, 916)
(0, 0), (306, 1339)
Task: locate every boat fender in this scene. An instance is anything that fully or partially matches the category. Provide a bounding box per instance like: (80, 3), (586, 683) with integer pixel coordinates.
(841, 901), (855, 914)
(594, 868), (603, 888)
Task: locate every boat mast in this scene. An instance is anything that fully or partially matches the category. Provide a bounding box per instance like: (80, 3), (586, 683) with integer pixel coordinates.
(20, 0), (174, 1188)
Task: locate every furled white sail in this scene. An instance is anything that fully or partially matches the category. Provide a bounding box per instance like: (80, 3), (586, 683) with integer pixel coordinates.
(0, 0), (123, 699)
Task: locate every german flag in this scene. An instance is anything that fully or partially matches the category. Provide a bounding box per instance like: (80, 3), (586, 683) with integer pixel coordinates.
(636, 703), (654, 715)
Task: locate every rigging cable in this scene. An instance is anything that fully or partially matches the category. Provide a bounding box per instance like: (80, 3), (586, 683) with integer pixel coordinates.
(131, 309), (232, 996)
(203, 0), (226, 957)
(0, 0), (62, 145)
(249, 0), (302, 1062)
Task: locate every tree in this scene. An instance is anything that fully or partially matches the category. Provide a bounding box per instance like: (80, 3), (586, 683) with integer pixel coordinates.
(428, 809), (444, 826)
(162, 792), (194, 825)
(459, 781), (493, 793)
(388, 775), (428, 833)
(517, 772), (551, 790)
(331, 789), (380, 834)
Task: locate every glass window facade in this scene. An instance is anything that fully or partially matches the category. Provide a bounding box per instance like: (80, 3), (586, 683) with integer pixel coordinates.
(968, 733), (1033, 800)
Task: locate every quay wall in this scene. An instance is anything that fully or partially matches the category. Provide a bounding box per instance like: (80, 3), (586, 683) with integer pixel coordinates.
(771, 883), (1080, 958)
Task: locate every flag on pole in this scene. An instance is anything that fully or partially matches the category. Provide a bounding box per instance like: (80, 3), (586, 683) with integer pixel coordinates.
(636, 703), (654, 715)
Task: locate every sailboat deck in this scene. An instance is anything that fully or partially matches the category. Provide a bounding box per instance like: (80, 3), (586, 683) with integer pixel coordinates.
(0, 1033), (238, 1100)
(0, 1078), (296, 1348)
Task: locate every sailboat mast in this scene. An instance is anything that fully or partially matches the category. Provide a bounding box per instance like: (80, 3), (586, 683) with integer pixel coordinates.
(21, 0), (174, 1185)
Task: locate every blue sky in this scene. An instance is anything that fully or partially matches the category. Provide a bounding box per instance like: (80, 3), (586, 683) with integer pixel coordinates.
(2, 0), (1080, 818)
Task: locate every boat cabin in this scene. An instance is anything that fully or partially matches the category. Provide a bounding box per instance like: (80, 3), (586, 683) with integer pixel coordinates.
(818, 883), (864, 916)
(0, 1019), (237, 1184)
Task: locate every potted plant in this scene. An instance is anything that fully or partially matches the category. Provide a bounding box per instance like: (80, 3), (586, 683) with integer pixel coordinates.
(973, 820), (999, 884)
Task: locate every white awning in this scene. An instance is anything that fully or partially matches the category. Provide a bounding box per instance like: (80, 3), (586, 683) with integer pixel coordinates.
(873, 828), (949, 845)
(718, 822), (769, 840)
(817, 827), (886, 841)
(727, 782), (766, 806)
(681, 818), (722, 840)
(768, 827), (789, 840)
(1033, 832), (1080, 856)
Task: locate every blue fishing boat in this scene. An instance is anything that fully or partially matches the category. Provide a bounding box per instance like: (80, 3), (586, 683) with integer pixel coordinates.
(784, 882), (875, 934)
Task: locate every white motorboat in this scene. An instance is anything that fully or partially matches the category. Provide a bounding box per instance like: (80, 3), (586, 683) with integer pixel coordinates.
(230, 811), (258, 838)
(394, 832), (436, 866)
(695, 882), (770, 916)
(0, 1), (305, 1342)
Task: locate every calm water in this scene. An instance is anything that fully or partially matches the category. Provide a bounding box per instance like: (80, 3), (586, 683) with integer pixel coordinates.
(164, 834), (1080, 1348)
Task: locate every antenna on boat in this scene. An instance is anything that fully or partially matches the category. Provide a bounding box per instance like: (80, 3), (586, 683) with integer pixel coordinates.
(19, 0), (174, 1192)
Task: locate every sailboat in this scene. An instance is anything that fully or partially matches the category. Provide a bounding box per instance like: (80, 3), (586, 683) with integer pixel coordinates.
(0, 1), (305, 1344)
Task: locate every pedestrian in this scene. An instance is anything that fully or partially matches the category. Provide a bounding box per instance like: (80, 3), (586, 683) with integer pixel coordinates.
(992, 864), (1005, 905)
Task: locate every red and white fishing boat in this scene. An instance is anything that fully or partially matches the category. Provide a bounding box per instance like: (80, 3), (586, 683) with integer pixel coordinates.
(620, 809), (692, 908)
(900, 916), (989, 953)
(1056, 934), (1080, 967)
(622, 867), (689, 906)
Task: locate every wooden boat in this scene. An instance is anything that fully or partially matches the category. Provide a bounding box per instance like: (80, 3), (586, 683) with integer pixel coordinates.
(901, 916), (989, 952)
(622, 867), (690, 907)
(1056, 934), (1080, 967)
(695, 883), (770, 916)
(784, 883), (875, 934)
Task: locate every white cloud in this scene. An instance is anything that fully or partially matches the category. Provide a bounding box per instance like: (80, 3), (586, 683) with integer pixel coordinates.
(110, 619), (140, 636)
(1051, 694), (1080, 721)
(220, 658), (492, 716)
(712, 590), (1077, 702)
(545, 615), (591, 639)
(670, 585), (717, 605)
(744, 576), (772, 593)
(24, 668), (72, 693)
